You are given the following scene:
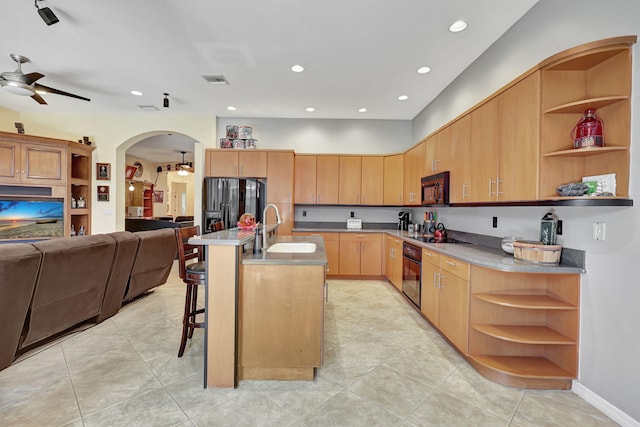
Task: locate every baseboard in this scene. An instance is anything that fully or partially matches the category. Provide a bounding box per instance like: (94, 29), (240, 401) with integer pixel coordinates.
(572, 380), (640, 427)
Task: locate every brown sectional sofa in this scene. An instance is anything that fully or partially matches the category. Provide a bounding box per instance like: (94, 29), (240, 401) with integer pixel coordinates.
(0, 228), (177, 371)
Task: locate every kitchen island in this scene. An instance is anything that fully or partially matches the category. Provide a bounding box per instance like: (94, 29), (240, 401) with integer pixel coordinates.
(189, 229), (327, 388)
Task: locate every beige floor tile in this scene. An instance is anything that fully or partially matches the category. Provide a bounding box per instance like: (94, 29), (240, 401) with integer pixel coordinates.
(190, 390), (297, 427)
(301, 389), (402, 426)
(348, 364), (434, 418)
(83, 388), (189, 427)
(407, 389), (511, 426)
(165, 373), (237, 419)
(146, 346), (205, 387)
(511, 391), (618, 426)
(383, 345), (459, 388)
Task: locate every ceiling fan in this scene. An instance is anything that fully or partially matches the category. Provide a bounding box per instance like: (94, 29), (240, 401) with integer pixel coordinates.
(0, 53), (90, 104)
(176, 151), (192, 176)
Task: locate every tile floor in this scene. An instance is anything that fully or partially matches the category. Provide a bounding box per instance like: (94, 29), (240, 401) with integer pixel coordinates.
(0, 261), (617, 426)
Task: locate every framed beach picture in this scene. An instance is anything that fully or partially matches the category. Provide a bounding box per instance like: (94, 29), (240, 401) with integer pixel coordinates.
(97, 185), (110, 201)
(96, 163), (110, 180)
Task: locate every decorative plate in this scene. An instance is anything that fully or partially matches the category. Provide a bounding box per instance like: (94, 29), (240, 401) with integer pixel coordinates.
(133, 161), (143, 177)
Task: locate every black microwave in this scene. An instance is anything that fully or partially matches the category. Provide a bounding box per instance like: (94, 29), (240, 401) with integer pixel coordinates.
(421, 171), (450, 206)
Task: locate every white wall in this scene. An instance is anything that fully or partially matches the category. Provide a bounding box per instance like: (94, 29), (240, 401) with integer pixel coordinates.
(217, 117), (412, 154)
(411, 0), (640, 423)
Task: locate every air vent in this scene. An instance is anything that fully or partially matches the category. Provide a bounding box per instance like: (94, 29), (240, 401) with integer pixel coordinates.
(137, 105), (159, 111)
(202, 75), (230, 85)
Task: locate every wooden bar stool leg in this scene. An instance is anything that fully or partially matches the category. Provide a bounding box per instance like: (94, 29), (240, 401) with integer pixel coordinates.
(188, 285), (198, 339)
(178, 283), (193, 357)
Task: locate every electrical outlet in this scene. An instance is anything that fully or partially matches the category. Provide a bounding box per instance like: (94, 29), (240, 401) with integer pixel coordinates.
(492, 216), (498, 228)
(593, 222), (606, 240)
(302, 210), (307, 217)
(557, 220), (563, 235)
(350, 211), (355, 218)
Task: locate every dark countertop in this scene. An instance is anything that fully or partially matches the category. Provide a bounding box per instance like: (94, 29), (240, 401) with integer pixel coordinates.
(292, 223), (586, 274)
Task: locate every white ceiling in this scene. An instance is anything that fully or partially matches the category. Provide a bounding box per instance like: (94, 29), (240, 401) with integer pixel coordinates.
(1, 0), (539, 163)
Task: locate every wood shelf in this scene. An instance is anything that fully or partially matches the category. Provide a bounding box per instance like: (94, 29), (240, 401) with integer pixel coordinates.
(471, 355), (574, 379)
(473, 294), (576, 310)
(70, 208), (90, 215)
(543, 146), (627, 158)
(543, 95), (628, 114)
(473, 324), (575, 345)
(542, 43), (633, 71)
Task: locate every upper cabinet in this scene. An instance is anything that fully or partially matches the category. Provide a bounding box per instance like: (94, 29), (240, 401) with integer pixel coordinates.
(448, 115), (471, 203)
(426, 128), (450, 174)
(539, 36), (635, 200)
(316, 155), (339, 204)
(206, 150), (267, 177)
(383, 154), (403, 205)
(294, 155), (317, 204)
(403, 141), (426, 205)
(360, 156), (384, 205)
(338, 156), (362, 204)
(0, 139), (66, 185)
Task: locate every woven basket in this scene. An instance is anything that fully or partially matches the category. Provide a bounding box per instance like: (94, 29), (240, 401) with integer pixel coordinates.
(513, 240), (562, 265)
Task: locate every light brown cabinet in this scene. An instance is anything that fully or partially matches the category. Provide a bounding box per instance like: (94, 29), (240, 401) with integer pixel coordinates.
(360, 156), (384, 205)
(384, 235), (403, 290)
(0, 139), (66, 185)
(403, 142), (426, 205)
(293, 231), (339, 276)
(316, 155), (339, 204)
(448, 115), (471, 203)
(267, 151), (294, 235)
(338, 156), (361, 204)
(468, 265), (579, 389)
(421, 249), (469, 354)
(383, 154), (403, 205)
(426, 128), (450, 174)
(338, 233), (382, 276)
(294, 155), (317, 204)
(206, 150), (267, 177)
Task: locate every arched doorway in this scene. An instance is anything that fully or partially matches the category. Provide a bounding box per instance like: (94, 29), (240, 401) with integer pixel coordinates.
(115, 132), (203, 231)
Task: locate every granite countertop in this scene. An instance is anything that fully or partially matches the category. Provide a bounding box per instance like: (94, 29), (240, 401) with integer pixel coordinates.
(242, 235), (328, 266)
(188, 225), (280, 246)
(292, 223), (586, 274)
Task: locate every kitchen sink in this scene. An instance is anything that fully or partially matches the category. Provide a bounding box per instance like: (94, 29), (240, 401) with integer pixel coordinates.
(266, 242), (317, 253)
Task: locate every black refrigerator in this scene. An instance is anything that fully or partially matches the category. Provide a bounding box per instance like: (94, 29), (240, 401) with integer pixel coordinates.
(203, 177), (267, 232)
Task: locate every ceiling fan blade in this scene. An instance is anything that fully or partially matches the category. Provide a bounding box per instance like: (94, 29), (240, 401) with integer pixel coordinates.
(33, 83), (90, 102)
(31, 93), (48, 105)
(23, 72), (45, 85)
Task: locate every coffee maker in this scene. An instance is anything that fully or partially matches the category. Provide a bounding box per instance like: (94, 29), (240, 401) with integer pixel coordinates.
(398, 211), (411, 231)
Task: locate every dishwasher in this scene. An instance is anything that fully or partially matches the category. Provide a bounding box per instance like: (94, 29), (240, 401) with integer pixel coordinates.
(402, 242), (422, 308)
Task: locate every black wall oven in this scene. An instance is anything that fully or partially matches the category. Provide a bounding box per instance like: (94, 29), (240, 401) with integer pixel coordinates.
(402, 242), (421, 308)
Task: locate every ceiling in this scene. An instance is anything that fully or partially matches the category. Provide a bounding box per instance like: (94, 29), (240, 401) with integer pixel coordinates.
(1, 0), (539, 163)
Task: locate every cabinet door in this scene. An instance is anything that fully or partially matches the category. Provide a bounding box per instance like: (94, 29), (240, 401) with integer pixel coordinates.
(383, 155), (403, 205)
(316, 156), (339, 204)
(338, 156), (361, 204)
(438, 273), (469, 354)
(294, 155), (317, 204)
(361, 156), (383, 205)
(434, 127), (450, 173)
(22, 143), (66, 184)
(338, 236), (361, 275)
(267, 151), (294, 203)
(209, 151), (239, 177)
(469, 98), (499, 202)
(319, 233), (340, 276)
(404, 142), (426, 204)
(266, 202), (292, 236)
(421, 258), (440, 325)
(497, 73), (540, 201)
(239, 151), (267, 177)
(360, 234), (382, 276)
(0, 140), (19, 182)
(384, 235), (392, 279)
(449, 115), (471, 202)
(390, 239), (403, 290)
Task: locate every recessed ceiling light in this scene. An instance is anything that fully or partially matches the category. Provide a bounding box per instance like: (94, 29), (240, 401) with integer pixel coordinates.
(449, 20), (468, 32)
(358, 108), (367, 113)
(137, 105), (159, 111)
(291, 64), (305, 73)
(398, 95), (409, 101)
(226, 106), (237, 111)
(306, 107), (315, 112)
(417, 66), (431, 74)
(131, 90), (143, 96)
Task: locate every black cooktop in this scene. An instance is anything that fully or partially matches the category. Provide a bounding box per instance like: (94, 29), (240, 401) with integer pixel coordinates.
(411, 236), (468, 244)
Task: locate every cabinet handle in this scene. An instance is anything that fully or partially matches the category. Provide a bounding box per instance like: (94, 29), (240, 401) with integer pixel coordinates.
(488, 178), (494, 196)
(325, 281), (329, 302)
(462, 183), (469, 199)
(433, 271), (438, 288)
(445, 260), (456, 266)
(423, 252), (433, 257)
(311, 193), (315, 203)
(438, 273), (444, 289)
(496, 177), (503, 196)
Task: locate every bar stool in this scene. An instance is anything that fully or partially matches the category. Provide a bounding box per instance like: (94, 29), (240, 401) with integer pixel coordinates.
(174, 226), (206, 357)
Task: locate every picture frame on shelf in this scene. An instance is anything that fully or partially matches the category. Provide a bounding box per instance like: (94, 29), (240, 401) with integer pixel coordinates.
(96, 162), (110, 181)
(97, 185), (110, 202)
(125, 165), (137, 180)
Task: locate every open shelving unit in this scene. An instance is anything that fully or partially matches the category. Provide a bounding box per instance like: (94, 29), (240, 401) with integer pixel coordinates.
(68, 143), (94, 235)
(468, 266), (580, 390)
(539, 36), (635, 203)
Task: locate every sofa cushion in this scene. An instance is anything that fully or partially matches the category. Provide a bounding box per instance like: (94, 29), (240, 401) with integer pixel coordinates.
(124, 228), (177, 301)
(23, 235), (116, 348)
(0, 244), (42, 369)
(95, 231), (140, 322)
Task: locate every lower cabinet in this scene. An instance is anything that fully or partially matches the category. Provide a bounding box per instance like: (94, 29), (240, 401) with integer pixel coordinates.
(421, 248), (470, 355)
(384, 235), (403, 290)
(468, 266), (579, 389)
(292, 232), (339, 276)
(339, 233), (382, 276)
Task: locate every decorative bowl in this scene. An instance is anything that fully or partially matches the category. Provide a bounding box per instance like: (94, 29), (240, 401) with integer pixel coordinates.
(501, 236), (522, 254)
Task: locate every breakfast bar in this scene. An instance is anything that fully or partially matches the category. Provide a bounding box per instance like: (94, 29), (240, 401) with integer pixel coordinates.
(189, 228), (327, 388)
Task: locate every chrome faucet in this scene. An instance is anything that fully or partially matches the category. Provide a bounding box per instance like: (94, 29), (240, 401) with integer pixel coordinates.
(262, 203), (282, 250)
